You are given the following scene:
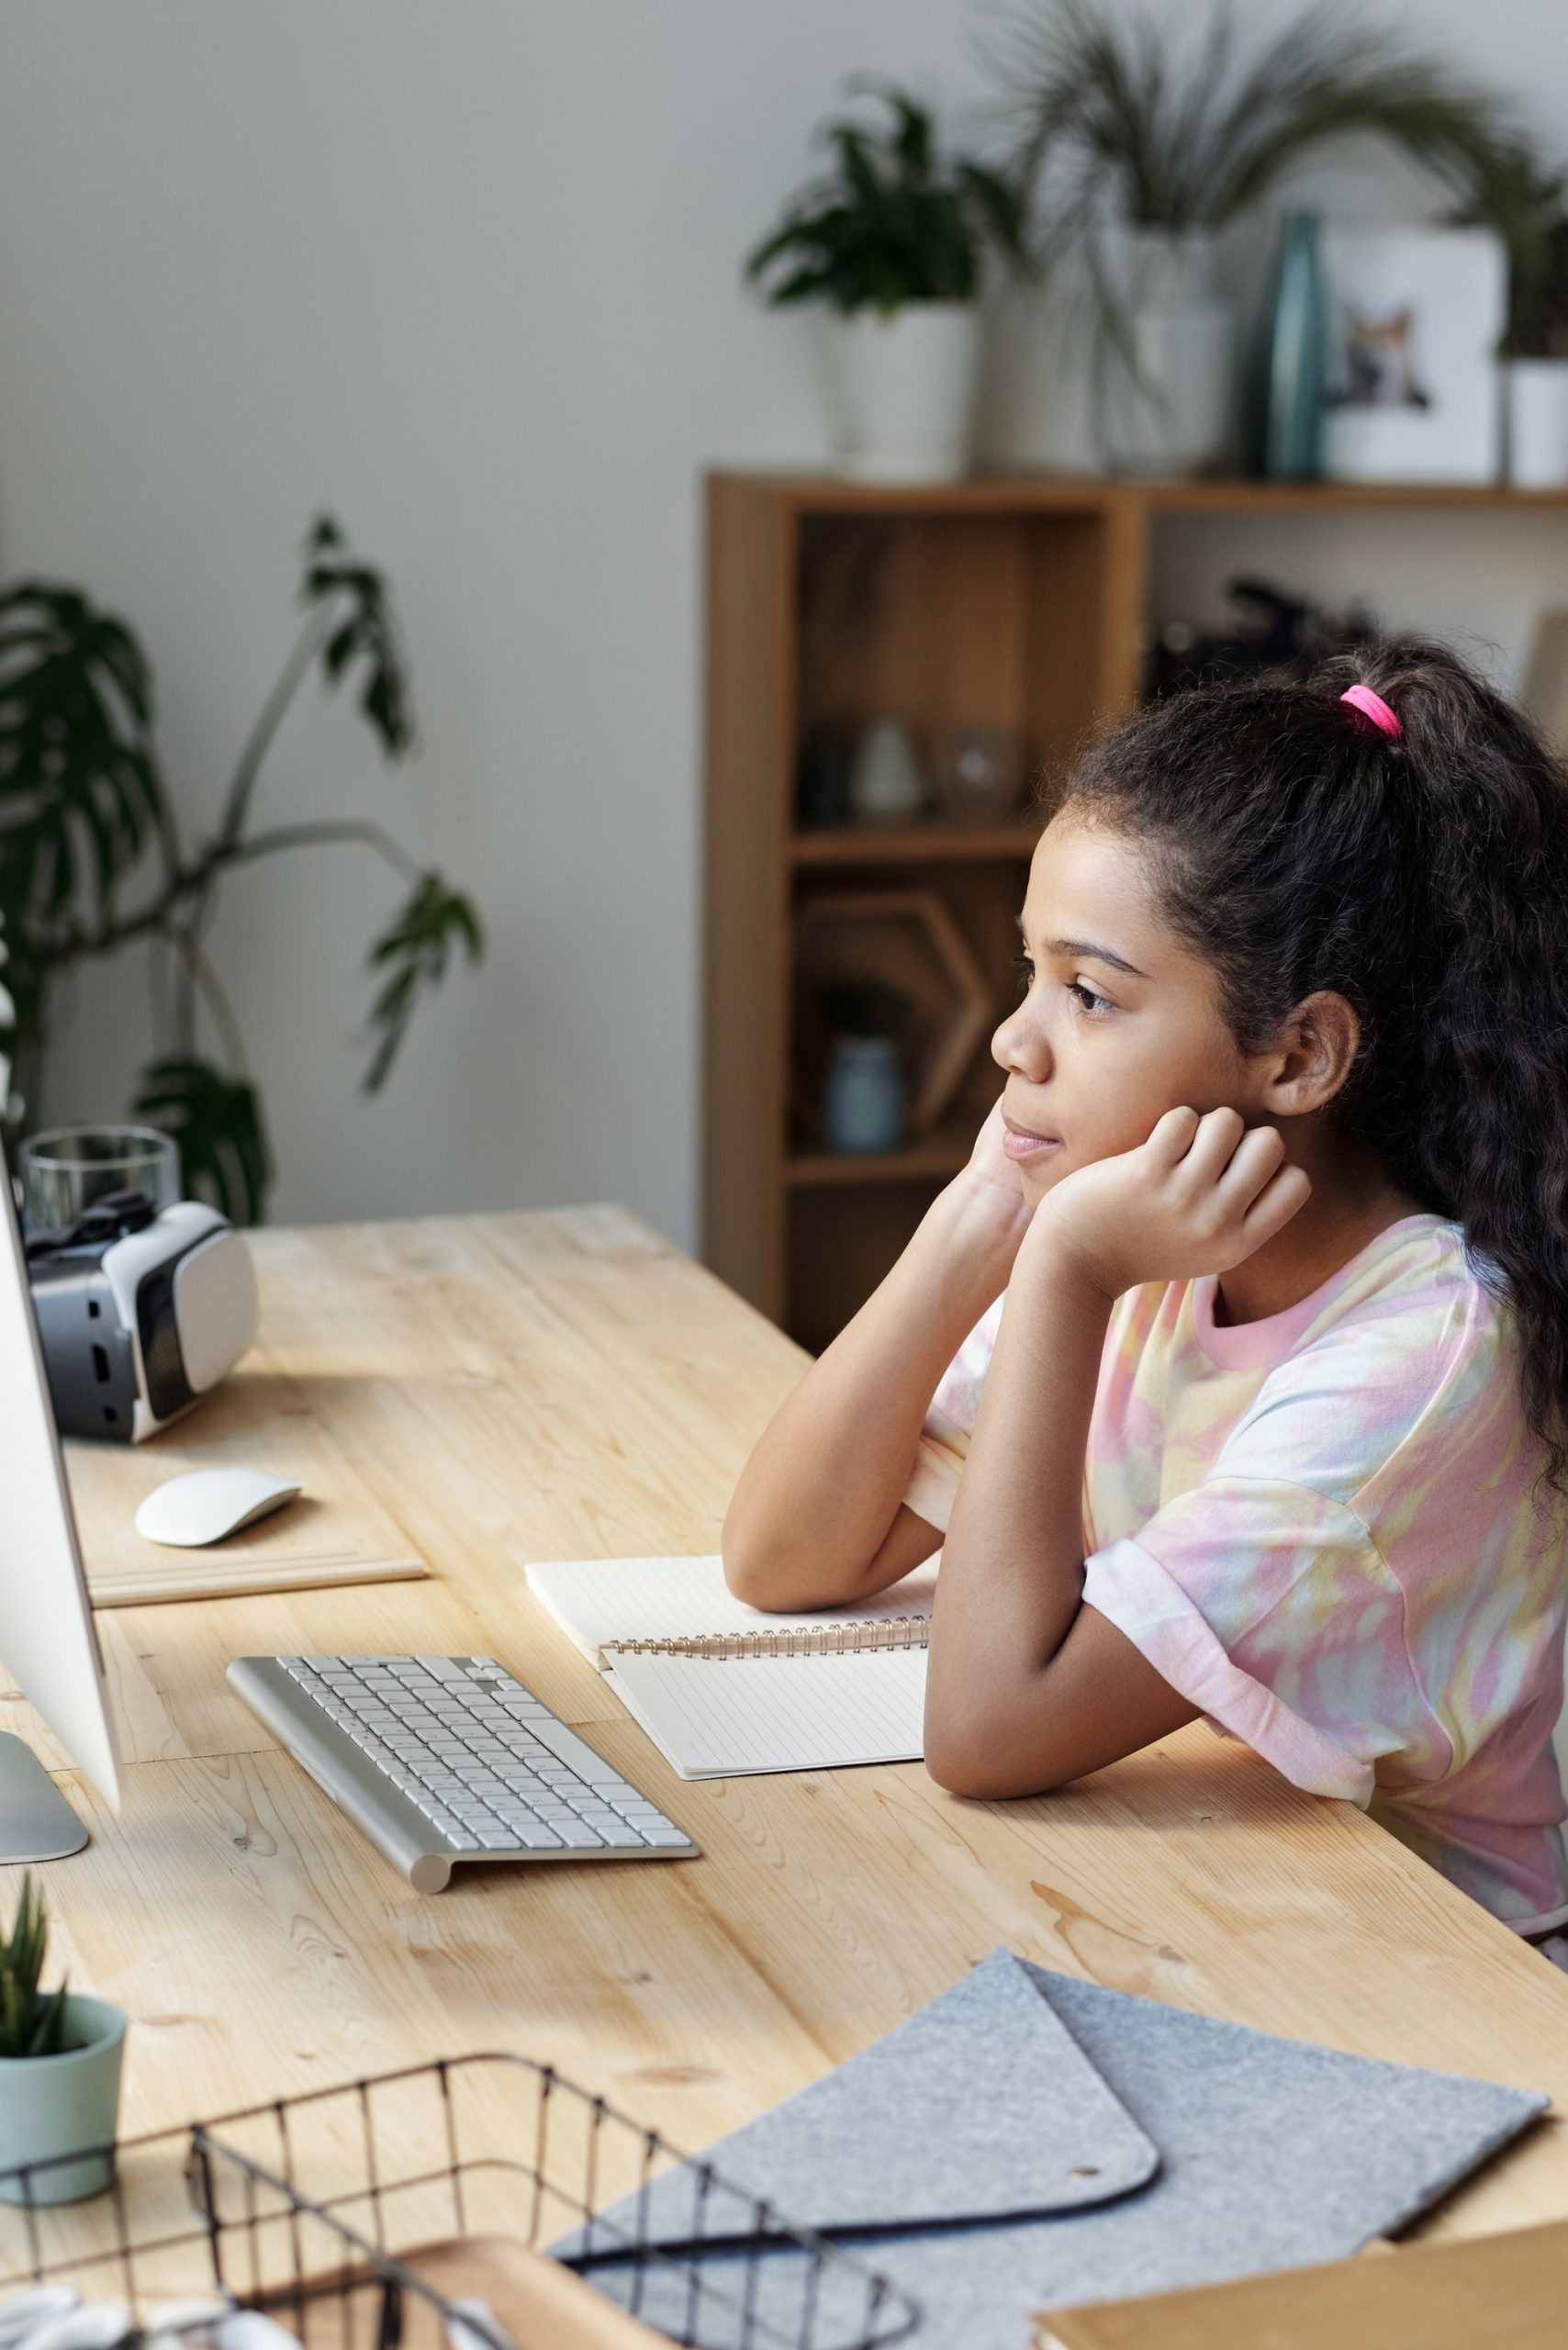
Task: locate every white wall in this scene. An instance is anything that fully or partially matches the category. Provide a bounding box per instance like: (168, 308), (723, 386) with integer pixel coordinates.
(0, 2), (1564, 1248)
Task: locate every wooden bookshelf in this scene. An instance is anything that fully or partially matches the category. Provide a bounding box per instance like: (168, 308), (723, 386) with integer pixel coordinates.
(784, 1115), (978, 1189)
(790, 822), (1042, 865)
(701, 470), (1568, 1351)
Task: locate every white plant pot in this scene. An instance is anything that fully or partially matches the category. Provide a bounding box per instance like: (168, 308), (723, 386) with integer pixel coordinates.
(977, 274), (1100, 476)
(1098, 228), (1236, 477)
(0, 1994), (127, 2205)
(819, 305), (980, 483)
(1506, 360), (1568, 489)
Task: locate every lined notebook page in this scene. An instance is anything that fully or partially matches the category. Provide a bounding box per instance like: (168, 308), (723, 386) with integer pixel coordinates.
(604, 1648), (928, 1778)
(524, 1553), (937, 1666)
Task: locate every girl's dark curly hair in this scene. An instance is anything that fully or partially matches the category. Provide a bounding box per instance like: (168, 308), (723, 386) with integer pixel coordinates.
(1061, 638), (1568, 1497)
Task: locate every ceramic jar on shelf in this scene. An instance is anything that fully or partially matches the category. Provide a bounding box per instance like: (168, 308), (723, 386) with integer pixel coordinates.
(821, 1035), (907, 1156)
(846, 717), (927, 828)
(1099, 228), (1236, 477)
(931, 726), (1027, 826)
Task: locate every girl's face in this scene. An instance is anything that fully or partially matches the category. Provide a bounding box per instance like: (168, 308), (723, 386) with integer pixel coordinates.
(994, 811), (1258, 1207)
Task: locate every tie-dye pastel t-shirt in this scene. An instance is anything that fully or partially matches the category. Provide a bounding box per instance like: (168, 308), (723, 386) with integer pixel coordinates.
(903, 1214), (1568, 1934)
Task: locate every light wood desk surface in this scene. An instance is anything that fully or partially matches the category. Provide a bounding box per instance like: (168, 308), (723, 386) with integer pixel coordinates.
(6, 1207), (1568, 2243)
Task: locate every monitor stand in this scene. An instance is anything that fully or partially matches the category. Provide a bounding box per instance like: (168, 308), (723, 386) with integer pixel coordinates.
(0, 1732), (87, 1862)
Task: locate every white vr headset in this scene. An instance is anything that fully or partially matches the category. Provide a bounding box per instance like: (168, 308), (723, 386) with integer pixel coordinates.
(27, 1192), (258, 1442)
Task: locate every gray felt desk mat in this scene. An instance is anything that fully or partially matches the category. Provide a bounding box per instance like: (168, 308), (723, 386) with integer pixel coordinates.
(559, 1949), (1547, 2350)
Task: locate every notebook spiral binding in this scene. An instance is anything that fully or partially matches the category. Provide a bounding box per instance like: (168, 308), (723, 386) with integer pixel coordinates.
(604, 1614), (932, 1661)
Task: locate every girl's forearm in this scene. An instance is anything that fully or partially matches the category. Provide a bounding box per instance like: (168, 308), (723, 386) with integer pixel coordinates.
(722, 1174), (1027, 1607)
(924, 1232), (1112, 1781)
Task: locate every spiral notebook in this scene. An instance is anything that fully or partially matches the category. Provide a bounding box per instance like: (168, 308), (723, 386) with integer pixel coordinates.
(522, 1553), (935, 1778)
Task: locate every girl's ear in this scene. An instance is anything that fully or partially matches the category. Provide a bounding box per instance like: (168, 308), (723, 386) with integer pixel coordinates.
(1258, 990), (1361, 1117)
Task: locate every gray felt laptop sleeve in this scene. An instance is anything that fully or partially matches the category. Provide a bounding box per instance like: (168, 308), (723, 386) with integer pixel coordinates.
(557, 1948), (1548, 2350)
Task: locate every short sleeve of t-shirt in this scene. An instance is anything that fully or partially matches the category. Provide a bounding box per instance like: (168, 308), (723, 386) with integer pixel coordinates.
(1080, 1476), (1421, 1807)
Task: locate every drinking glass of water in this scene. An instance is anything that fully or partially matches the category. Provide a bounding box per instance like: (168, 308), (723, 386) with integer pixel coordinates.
(17, 1125), (181, 1236)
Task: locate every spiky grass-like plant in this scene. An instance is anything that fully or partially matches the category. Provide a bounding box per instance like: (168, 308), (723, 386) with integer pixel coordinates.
(0, 1875), (69, 2061)
(986, 2), (1548, 276)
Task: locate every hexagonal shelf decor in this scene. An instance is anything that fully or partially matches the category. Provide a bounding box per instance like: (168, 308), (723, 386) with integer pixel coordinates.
(792, 889), (992, 1139)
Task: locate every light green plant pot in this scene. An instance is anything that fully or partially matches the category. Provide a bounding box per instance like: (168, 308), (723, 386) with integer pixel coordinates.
(0, 1994), (127, 2205)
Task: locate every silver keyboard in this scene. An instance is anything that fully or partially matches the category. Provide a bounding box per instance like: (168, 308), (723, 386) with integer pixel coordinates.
(227, 1652), (698, 1893)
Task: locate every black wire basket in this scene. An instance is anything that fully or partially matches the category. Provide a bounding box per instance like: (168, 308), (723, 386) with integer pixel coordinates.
(0, 2053), (919, 2350)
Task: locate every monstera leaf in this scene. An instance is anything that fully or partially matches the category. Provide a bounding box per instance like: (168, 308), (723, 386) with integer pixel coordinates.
(364, 871), (484, 1093)
(0, 917), (36, 1083)
(133, 1057), (273, 1226)
(302, 515), (414, 756)
(0, 584), (166, 938)
(0, 925), (45, 1131)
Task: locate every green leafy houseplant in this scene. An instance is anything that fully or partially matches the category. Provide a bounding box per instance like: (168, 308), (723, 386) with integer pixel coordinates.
(745, 84), (1026, 314)
(0, 1876), (68, 2060)
(0, 517), (485, 1223)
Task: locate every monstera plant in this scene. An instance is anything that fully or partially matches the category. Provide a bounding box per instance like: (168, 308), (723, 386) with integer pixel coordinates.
(0, 517), (483, 1221)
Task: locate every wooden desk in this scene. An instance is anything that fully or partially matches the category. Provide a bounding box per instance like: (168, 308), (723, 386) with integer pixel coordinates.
(6, 1208), (1568, 2242)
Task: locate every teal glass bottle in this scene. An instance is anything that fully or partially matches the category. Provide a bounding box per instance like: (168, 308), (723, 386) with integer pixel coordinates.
(1249, 211), (1327, 480)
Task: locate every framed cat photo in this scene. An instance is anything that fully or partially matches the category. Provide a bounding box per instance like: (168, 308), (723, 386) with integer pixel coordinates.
(1321, 225), (1506, 484)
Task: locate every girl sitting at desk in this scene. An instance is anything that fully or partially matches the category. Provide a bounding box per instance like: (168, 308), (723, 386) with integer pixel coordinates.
(723, 641), (1568, 1955)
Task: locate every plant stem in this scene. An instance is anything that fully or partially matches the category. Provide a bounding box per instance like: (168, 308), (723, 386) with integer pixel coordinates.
(185, 939), (249, 1070)
(173, 933), (196, 1059)
(230, 819), (423, 883)
(68, 874), (207, 960)
(149, 771), (185, 898)
(42, 809), (425, 988)
(217, 609), (335, 850)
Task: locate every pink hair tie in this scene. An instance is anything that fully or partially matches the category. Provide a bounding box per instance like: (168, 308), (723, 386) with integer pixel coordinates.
(1340, 683), (1403, 740)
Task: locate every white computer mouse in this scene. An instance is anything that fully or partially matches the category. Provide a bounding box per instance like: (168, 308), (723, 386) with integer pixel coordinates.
(133, 1467), (302, 1548)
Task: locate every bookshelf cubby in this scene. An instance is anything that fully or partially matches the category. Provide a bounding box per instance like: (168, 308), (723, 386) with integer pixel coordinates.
(703, 470), (1568, 1349)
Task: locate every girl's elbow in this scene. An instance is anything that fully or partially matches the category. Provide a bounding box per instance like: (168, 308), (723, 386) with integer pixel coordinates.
(925, 1737), (1029, 1801)
(924, 1732), (992, 1798)
(720, 1516), (773, 1609)
(924, 1696), (1060, 1801)
(924, 1707), (996, 1798)
(722, 1504), (885, 1613)
(721, 1505), (808, 1611)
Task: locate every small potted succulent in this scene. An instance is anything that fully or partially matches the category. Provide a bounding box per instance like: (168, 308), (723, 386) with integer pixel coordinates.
(746, 84), (1025, 481)
(0, 1876), (127, 2205)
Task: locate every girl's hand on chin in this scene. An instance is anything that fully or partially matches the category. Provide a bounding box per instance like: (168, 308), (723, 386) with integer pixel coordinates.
(947, 1100), (1036, 1251)
(1025, 1105), (1312, 1301)
(961, 1100), (1030, 1207)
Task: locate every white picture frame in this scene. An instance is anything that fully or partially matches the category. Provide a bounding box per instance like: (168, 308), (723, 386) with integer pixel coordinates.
(1321, 225), (1506, 485)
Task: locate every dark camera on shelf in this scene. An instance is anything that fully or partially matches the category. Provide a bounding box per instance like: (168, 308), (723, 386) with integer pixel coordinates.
(1146, 576), (1381, 700)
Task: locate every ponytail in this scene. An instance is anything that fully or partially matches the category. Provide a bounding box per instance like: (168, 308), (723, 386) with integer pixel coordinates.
(1063, 639), (1568, 1495)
